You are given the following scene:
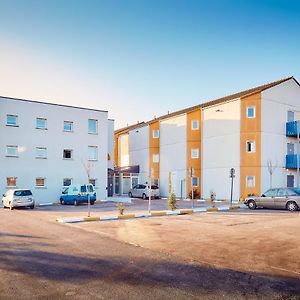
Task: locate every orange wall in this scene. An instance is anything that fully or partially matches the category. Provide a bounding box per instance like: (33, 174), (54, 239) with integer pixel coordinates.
(149, 121), (160, 179)
(186, 109), (201, 196)
(240, 93), (261, 198)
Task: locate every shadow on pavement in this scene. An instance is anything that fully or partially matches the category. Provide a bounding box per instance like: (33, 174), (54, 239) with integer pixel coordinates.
(0, 241), (299, 298)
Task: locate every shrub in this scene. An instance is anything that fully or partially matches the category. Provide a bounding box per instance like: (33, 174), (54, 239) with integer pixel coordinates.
(188, 189), (200, 199)
(168, 192), (177, 211)
(117, 202), (125, 215)
(210, 190), (216, 208)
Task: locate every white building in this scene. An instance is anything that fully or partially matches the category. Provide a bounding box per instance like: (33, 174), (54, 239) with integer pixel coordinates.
(115, 77), (300, 200)
(0, 96), (114, 204)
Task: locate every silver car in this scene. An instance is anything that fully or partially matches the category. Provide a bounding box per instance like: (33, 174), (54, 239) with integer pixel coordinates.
(2, 189), (35, 210)
(128, 184), (160, 199)
(245, 188), (300, 211)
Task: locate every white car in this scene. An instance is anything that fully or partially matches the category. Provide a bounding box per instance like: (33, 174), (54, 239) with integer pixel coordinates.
(2, 189), (35, 210)
(128, 184), (160, 199)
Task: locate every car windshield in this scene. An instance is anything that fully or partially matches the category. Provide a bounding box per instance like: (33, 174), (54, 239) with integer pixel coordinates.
(62, 187), (68, 194)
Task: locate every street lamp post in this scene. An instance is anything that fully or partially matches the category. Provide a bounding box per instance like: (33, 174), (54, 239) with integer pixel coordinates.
(230, 168), (235, 206)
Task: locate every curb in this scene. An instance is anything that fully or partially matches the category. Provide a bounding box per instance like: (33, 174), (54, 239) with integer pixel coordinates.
(206, 207), (219, 212)
(229, 205), (240, 210)
(56, 205), (241, 224)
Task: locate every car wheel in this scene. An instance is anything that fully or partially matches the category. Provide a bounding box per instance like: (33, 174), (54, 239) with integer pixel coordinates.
(74, 199), (78, 206)
(286, 201), (298, 211)
(142, 193), (147, 200)
(248, 200), (256, 210)
(60, 198), (65, 205)
(90, 201), (95, 205)
(30, 205), (34, 209)
(9, 206), (13, 210)
(128, 192), (132, 198)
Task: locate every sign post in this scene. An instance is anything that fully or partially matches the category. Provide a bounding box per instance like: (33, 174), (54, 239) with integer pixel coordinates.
(229, 168), (235, 206)
(190, 167), (195, 209)
(148, 168), (154, 214)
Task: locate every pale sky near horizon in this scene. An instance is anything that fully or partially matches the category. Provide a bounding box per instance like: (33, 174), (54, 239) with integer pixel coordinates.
(0, 0), (300, 129)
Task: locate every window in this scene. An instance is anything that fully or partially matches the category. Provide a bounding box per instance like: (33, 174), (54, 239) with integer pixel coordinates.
(263, 189), (277, 197)
(6, 177), (17, 187)
(192, 177), (199, 187)
(35, 178), (46, 187)
(88, 146), (98, 161)
(6, 115), (18, 126)
(63, 178), (72, 186)
(63, 121), (73, 132)
(63, 149), (73, 159)
(246, 141), (256, 153)
(36, 147), (47, 159)
(191, 120), (199, 130)
(152, 129), (159, 139)
(246, 176), (255, 188)
(6, 145), (18, 157)
(191, 148), (199, 159)
(247, 106), (256, 118)
(152, 153), (159, 163)
(36, 118), (47, 129)
(88, 119), (98, 134)
(89, 179), (96, 187)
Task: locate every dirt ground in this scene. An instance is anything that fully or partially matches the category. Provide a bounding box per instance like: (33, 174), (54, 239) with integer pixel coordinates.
(71, 210), (300, 279)
(1, 204), (300, 299)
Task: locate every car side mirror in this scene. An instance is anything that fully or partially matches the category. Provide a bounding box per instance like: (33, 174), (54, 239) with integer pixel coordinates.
(2, 194), (5, 197)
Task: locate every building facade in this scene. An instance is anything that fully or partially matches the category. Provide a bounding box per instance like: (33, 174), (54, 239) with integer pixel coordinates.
(114, 77), (300, 200)
(0, 96), (114, 204)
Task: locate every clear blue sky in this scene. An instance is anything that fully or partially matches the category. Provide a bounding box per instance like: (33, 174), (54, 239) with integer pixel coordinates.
(0, 0), (299, 128)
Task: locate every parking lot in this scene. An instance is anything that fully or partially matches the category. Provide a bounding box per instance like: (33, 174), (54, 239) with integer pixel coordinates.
(0, 199), (300, 299)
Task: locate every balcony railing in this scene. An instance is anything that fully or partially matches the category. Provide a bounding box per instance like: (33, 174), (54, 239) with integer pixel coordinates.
(286, 121), (298, 137)
(286, 154), (299, 169)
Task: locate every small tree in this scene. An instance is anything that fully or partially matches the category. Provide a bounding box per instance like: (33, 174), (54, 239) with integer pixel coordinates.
(82, 160), (93, 217)
(168, 192), (177, 211)
(210, 190), (216, 208)
(117, 202), (125, 215)
(267, 159), (277, 189)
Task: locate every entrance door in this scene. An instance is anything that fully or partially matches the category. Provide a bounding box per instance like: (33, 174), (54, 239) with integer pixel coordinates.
(287, 175), (294, 188)
(107, 176), (113, 197)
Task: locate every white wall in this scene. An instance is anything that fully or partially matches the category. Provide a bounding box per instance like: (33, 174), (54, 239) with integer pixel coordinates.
(261, 79), (300, 191)
(129, 125), (149, 183)
(0, 97), (109, 203)
(160, 114), (187, 197)
(108, 119), (115, 170)
(118, 133), (129, 167)
(202, 100), (241, 200)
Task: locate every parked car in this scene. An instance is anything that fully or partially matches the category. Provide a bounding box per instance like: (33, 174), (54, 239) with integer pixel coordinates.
(2, 189), (35, 210)
(128, 184), (160, 199)
(244, 188), (300, 211)
(60, 184), (96, 206)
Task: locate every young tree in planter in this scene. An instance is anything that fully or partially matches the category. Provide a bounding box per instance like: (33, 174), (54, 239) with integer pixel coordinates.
(210, 190), (216, 208)
(168, 192), (177, 211)
(82, 160), (93, 217)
